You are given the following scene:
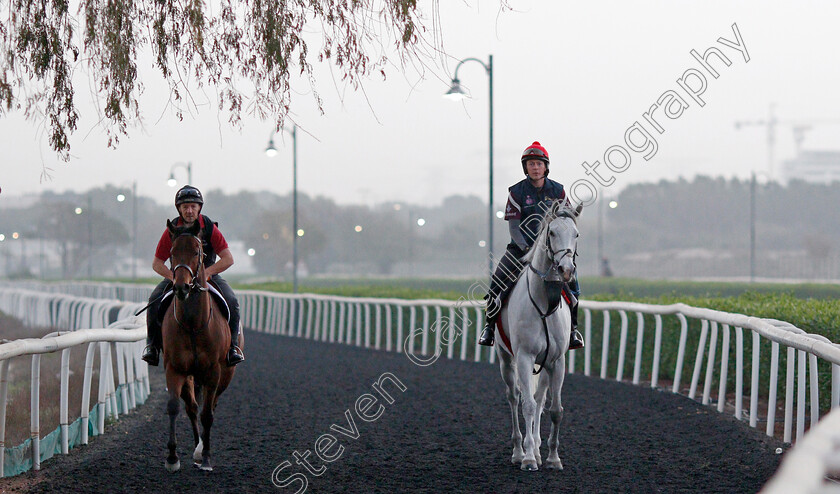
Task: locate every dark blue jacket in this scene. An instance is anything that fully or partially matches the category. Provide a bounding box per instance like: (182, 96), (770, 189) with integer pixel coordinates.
(504, 178), (566, 248)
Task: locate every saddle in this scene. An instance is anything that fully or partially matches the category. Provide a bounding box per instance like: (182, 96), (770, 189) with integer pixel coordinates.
(488, 277), (576, 321)
(493, 280), (576, 355)
(157, 282), (231, 327)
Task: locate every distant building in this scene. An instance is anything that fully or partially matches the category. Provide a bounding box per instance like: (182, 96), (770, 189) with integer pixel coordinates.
(782, 150), (840, 184)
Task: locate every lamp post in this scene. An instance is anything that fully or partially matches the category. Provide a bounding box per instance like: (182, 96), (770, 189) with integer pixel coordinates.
(168, 162), (193, 187)
(15, 232), (25, 274)
(445, 54), (494, 272)
(265, 125), (299, 293)
(86, 195), (93, 279)
(0, 234), (6, 277)
(597, 192), (618, 276)
(0, 233), (10, 279)
(117, 181), (138, 280)
(405, 210), (426, 277)
(748, 172), (769, 283)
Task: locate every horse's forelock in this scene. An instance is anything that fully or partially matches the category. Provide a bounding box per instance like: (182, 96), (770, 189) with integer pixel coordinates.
(170, 230), (202, 259)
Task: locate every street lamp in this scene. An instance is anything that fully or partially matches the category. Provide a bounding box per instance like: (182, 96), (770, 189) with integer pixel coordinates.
(84, 196), (93, 279)
(168, 162), (193, 187)
(748, 172), (770, 282)
(116, 181), (138, 280)
(597, 193), (618, 276)
(405, 211), (427, 276)
(445, 54), (494, 272)
(265, 125), (299, 293)
(0, 233), (5, 277)
(13, 232), (25, 275)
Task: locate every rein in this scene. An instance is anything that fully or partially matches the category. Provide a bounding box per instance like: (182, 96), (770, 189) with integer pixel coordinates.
(525, 269), (562, 375)
(525, 212), (575, 375)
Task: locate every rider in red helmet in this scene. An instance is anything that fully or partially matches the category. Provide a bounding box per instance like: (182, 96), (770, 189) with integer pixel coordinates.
(478, 141), (584, 350)
(141, 185), (245, 367)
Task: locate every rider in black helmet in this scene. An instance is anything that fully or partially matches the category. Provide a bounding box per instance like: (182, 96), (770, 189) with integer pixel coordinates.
(478, 141), (584, 350)
(141, 185), (245, 367)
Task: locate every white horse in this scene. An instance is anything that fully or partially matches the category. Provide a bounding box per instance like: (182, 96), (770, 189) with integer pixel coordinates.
(494, 199), (581, 471)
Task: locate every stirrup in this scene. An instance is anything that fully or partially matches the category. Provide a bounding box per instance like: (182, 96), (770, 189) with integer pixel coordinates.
(478, 325), (495, 347)
(226, 346), (245, 367)
(569, 329), (584, 350)
(142, 345), (160, 366)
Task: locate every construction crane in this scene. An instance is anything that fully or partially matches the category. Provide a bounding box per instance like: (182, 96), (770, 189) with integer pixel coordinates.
(735, 104), (840, 282)
(735, 104), (840, 179)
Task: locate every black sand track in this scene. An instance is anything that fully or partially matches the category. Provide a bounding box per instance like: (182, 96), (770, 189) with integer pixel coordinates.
(17, 331), (783, 493)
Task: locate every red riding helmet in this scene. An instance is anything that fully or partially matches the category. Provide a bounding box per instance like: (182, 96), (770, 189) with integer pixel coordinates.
(521, 141), (550, 176)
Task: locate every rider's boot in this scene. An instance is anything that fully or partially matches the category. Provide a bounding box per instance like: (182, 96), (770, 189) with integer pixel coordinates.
(478, 295), (500, 347)
(478, 315), (496, 346)
(226, 323), (245, 367)
(142, 282), (168, 366)
(142, 329), (161, 366)
(568, 302), (584, 350)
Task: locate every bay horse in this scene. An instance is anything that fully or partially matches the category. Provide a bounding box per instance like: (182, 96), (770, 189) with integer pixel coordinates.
(494, 199), (581, 471)
(161, 219), (242, 472)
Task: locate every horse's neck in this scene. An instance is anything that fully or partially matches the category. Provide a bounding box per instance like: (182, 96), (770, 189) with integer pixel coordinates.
(174, 285), (210, 329)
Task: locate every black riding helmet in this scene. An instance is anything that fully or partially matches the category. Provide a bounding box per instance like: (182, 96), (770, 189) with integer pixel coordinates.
(175, 185), (204, 210)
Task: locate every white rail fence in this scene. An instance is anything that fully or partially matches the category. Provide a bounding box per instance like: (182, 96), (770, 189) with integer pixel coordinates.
(8, 281), (840, 443)
(0, 288), (148, 477)
(4, 281), (840, 487)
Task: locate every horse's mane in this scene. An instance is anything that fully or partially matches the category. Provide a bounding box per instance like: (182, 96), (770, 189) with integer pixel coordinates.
(521, 199), (577, 263)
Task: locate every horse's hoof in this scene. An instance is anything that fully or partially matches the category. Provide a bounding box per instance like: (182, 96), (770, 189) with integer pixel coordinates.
(165, 459), (181, 472)
(546, 459), (563, 470)
(520, 460), (539, 472)
(511, 454), (524, 465)
(193, 439), (204, 461)
(200, 462), (213, 472)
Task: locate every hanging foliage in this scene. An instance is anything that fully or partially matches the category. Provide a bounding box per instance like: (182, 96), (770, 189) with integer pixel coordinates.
(0, 0), (436, 159)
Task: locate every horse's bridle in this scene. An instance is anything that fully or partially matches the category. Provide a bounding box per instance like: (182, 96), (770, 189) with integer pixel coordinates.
(530, 212), (576, 281)
(171, 234), (208, 294)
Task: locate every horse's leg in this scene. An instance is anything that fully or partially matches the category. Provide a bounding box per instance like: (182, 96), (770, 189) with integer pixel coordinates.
(545, 354), (567, 471)
(165, 371), (187, 472)
(497, 348), (523, 465)
(515, 352), (539, 471)
(198, 383), (219, 471)
(533, 370), (550, 467)
(179, 377), (202, 463)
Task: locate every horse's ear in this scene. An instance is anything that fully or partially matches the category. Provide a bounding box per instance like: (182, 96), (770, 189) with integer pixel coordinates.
(166, 219), (176, 234)
(574, 203), (583, 217)
(550, 199), (563, 217)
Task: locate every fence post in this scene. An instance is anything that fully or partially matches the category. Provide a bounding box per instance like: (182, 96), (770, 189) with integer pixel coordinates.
(30, 355), (41, 471)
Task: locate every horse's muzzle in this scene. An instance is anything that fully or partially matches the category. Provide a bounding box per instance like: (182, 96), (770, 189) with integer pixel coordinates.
(557, 261), (575, 283)
(174, 283), (191, 301)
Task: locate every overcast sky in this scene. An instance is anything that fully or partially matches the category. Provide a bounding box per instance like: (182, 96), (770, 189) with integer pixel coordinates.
(2, 0), (839, 208)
